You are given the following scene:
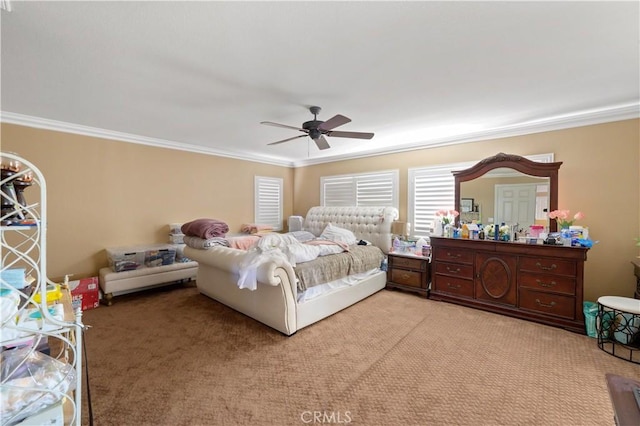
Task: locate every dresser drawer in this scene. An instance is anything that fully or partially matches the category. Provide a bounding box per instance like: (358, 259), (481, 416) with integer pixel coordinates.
(519, 257), (577, 276)
(434, 262), (474, 279)
(519, 289), (576, 319)
(389, 255), (425, 271)
(519, 272), (576, 295)
(433, 275), (474, 298)
(434, 248), (474, 265)
(390, 268), (424, 288)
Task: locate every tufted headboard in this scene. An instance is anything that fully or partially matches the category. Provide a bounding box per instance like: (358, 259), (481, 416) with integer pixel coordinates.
(302, 206), (399, 254)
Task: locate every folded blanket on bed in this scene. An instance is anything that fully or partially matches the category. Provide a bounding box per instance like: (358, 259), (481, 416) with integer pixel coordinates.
(181, 219), (229, 239)
(183, 235), (230, 250)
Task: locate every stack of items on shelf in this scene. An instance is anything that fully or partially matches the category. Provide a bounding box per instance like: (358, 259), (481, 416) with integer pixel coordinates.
(0, 269), (63, 344)
(1, 151), (83, 425)
(0, 269), (77, 425)
(0, 157), (36, 227)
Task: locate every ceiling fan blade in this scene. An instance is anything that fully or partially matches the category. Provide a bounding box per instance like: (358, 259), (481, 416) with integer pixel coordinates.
(314, 135), (331, 150)
(267, 134), (307, 146)
(318, 114), (351, 131)
(260, 121), (305, 132)
(327, 130), (374, 140)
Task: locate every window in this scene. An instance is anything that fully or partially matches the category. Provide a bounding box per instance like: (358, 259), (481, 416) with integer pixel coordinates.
(408, 153), (553, 238)
(254, 176), (283, 231)
(321, 170), (399, 209)
(408, 161), (472, 237)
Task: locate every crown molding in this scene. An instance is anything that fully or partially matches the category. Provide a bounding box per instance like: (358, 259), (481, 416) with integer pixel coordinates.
(291, 102), (640, 167)
(0, 112), (295, 167)
(2, 102), (637, 169)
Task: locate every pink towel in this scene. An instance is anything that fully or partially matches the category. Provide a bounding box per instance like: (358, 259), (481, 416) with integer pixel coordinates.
(181, 219), (229, 239)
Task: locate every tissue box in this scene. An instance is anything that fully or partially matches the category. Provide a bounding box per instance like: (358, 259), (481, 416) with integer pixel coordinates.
(69, 277), (100, 311)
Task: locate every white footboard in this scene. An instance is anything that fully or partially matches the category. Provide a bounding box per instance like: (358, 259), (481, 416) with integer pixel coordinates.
(184, 246), (299, 335)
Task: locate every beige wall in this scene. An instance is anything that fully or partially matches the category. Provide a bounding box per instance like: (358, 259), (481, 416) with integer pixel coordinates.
(2, 119), (638, 302)
(1, 124), (294, 281)
(294, 119), (640, 302)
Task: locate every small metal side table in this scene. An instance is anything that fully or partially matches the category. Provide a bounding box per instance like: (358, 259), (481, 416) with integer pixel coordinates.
(597, 296), (640, 364)
(632, 260), (640, 300)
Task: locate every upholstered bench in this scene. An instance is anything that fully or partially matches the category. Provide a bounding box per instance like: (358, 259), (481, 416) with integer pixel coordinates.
(596, 296), (640, 364)
(99, 261), (198, 305)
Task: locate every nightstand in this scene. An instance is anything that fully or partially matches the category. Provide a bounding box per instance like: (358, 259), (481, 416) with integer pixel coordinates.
(386, 253), (431, 297)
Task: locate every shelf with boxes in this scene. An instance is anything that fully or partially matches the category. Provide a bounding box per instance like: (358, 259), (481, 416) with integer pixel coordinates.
(1, 152), (84, 425)
(99, 238), (197, 305)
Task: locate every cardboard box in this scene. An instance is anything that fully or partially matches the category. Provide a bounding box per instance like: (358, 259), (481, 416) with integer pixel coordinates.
(69, 277), (100, 311)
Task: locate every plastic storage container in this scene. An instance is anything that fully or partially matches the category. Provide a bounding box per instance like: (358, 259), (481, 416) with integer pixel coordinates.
(107, 244), (177, 271)
(144, 244), (177, 267)
(106, 246), (147, 272)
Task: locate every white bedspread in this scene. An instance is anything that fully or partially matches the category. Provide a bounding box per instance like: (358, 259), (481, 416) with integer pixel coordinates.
(236, 234), (347, 291)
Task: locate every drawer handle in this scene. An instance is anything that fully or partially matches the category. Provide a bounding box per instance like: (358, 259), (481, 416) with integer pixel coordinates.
(446, 252), (462, 258)
(535, 299), (556, 308)
(447, 282), (462, 289)
(446, 266), (461, 274)
(536, 279), (557, 288)
(535, 262), (557, 271)
(401, 273), (411, 280)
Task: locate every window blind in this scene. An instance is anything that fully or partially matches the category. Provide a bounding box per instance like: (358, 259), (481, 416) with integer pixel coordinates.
(321, 170), (398, 208)
(254, 176), (283, 231)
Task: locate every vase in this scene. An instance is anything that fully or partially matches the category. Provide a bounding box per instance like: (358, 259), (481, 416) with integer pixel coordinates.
(433, 219), (443, 237)
(561, 228), (572, 246)
(444, 223), (453, 238)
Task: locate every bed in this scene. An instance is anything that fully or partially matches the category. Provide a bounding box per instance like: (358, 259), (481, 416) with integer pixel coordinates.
(184, 206), (398, 335)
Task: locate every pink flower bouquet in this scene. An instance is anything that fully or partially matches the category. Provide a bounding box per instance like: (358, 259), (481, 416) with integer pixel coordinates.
(548, 209), (584, 229)
(435, 209), (459, 225)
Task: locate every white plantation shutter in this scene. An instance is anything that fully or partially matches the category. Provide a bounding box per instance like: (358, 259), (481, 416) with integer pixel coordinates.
(254, 176), (283, 231)
(409, 162), (471, 237)
(321, 170), (398, 208)
(322, 176), (355, 207)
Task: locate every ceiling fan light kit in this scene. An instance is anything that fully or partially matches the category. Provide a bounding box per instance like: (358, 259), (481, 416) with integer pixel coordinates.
(261, 106), (374, 151)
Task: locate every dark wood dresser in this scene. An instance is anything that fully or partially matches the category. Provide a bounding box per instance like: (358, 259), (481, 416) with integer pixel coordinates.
(430, 236), (589, 333)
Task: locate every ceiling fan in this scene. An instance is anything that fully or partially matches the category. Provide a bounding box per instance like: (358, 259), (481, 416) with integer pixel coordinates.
(261, 106), (374, 150)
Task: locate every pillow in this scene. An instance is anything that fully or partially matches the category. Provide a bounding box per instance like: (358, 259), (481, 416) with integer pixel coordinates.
(226, 235), (260, 250)
(320, 223), (357, 245)
(181, 219), (229, 239)
(285, 230), (316, 243)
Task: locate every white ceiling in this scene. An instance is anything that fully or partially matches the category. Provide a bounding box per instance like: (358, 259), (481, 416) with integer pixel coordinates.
(1, 1), (638, 167)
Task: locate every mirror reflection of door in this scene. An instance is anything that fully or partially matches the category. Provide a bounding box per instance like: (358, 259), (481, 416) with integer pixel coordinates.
(494, 184), (537, 227)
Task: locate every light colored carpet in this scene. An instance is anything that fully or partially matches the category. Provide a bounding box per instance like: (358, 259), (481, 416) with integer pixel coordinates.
(81, 283), (639, 425)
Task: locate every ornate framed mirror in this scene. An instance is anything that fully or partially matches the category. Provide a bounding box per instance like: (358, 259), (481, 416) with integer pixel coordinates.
(453, 153), (563, 232)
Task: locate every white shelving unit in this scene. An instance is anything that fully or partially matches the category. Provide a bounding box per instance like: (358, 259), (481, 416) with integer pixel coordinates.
(1, 152), (83, 425)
